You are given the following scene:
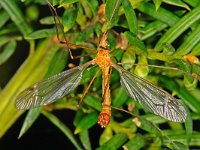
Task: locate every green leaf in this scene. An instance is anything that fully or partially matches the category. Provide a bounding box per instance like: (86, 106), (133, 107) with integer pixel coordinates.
(53, 0), (60, 6)
(167, 141), (188, 150)
(25, 28), (57, 39)
(121, 46), (136, 70)
(133, 118), (162, 138)
(75, 26), (93, 44)
(141, 20), (168, 40)
(87, 0), (98, 17)
(155, 5), (200, 51)
(96, 133), (128, 150)
(45, 48), (69, 76)
(0, 36), (10, 47)
(62, 7), (78, 32)
(61, 0), (79, 5)
(124, 31), (147, 54)
(84, 95), (102, 111)
(18, 107), (42, 138)
(74, 112), (98, 134)
(162, 42), (176, 55)
(107, 31), (117, 49)
(163, 132), (200, 146)
(153, 0), (162, 10)
(179, 87), (200, 113)
(182, 0), (200, 7)
(0, 24), (19, 36)
(94, 22), (102, 37)
(111, 48), (123, 62)
(73, 109), (85, 127)
(0, 0), (32, 36)
(175, 60), (196, 88)
(0, 38), (59, 137)
(18, 48), (69, 138)
(137, 2), (179, 26)
(159, 75), (200, 113)
(175, 24), (200, 56)
(79, 130), (92, 150)
(0, 10), (10, 29)
(123, 134), (145, 150)
(99, 126), (113, 145)
(134, 55), (149, 78)
(163, 0), (191, 11)
(0, 40), (16, 65)
(103, 0), (122, 31)
(191, 42), (200, 56)
(122, 0), (137, 34)
(185, 107), (193, 145)
(112, 87), (129, 107)
(76, 9), (87, 26)
(191, 63), (200, 78)
(142, 114), (166, 124)
(40, 16), (56, 25)
(80, 0), (92, 19)
(42, 110), (83, 150)
(150, 137), (162, 149)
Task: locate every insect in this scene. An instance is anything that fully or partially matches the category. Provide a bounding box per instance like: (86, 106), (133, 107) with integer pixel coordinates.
(15, 1), (187, 127)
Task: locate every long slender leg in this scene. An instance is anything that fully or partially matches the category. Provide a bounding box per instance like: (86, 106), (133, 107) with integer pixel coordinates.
(46, 0), (73, 58)
(77, 69), (100, 107)
(46, 0), (97, 59)
(110, 105), (137, 117)
(73, 50), (98, 59)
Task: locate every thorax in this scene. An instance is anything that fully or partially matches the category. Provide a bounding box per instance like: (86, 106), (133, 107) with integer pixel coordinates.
(95, 49), (112, 69)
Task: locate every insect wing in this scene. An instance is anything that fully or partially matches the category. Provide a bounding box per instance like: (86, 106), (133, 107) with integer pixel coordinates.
(113, 64), (187, 122)
(16, 61), (92, 109)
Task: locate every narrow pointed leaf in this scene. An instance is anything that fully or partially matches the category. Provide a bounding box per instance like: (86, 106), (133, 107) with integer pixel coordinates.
(79, 130), (92, 150)
(123, 134), (145, 150)
(175, 24), (200, 56)
(103, 0), (122, 31)
(124, 31), (147, 54)
(18, 107), (42, 138)
(18, 49), (69, 138)
(0, 10), (10, 28)
(185, 107), (193, 145)
(191, 42), (200, 56)
(62, 7), (78, 32)
(163, 0), (191, 11)
(153, 0), (162, 10)
(0, 38), (59, 137)
(96, 133), (128, 150)
(99, 126), (113, 145)
(0, 40), (16, 65)
(74, 112), (98, 134)
(25, 29), (58, 39)
(155, 5), (200, 51)
(121, 46), (136, 70)
(0, 0), (32, 36)
(122, 0), (137, 34)
(137, 2), (179, 26)
(167, 141), (188, 150)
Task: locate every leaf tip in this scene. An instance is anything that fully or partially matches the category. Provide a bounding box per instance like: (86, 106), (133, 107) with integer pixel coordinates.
(74, 128), (81, 134)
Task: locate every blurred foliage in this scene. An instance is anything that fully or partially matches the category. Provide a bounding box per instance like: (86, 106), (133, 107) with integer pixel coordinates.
(0, 0), (200, 149)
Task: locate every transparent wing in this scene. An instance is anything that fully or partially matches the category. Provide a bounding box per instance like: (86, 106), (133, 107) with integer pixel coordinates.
(16, 61), (92, 109)
(113, 64), (187, 122)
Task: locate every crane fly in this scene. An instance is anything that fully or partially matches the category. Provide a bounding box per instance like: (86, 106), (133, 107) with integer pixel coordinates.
(15, 1), (187, 127)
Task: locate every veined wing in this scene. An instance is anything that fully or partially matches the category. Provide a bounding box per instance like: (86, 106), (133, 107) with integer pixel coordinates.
(16, 61), (93, 109)
(112, 63), (187, 122)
